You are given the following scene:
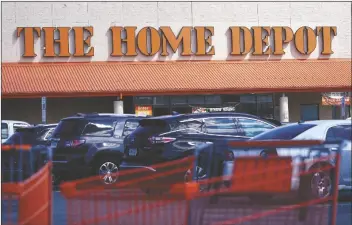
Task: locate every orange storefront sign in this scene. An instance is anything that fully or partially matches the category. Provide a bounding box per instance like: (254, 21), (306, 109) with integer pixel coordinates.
(135, 106), (153, 116)
(322, 96), (351, 106)
(16, 26), (336, 57)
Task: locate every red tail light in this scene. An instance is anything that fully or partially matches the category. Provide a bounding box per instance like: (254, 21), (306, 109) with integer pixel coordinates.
(64, 139), (86, 147)
(225, 151), (234, 161)
(148, 136), (176, 144)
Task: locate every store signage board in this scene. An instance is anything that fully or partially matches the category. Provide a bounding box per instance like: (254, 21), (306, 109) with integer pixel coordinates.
(135, 106), (153, 116)
(192, 107), (236, 113)
(16, 26), (336, 58)
(322, 96), (350, 106)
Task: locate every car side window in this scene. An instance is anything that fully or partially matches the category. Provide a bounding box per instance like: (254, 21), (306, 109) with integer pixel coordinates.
(175, 120), (203, 134)
(326, 125), (352, 142)
(203, 117), (238, 135)
(237, 118), (275, 137)
(122, 120), (140, 136)
(1, 122), (9, 139)
(38, 128), (54, 141)
(113, 120), (125, 137)
(43, 128), (54, 140)
(82, 120), (115, 137)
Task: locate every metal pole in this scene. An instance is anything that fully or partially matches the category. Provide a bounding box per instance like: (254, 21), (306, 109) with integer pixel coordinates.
(349, 92), (352, 118)
(329, 141), (342, 225)
(41, 97), (47, 124)
(341, 92), (346, 119)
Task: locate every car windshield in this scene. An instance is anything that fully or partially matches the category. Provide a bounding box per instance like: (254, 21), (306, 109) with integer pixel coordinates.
(251, 123), (317, 140)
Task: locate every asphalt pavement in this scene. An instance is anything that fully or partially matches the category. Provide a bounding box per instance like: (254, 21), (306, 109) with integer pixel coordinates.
(3, 190), (350, 225)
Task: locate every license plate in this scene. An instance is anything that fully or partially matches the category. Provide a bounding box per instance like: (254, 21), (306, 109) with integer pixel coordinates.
(51, 141), (58, 148)
(129, 148), (138, 156)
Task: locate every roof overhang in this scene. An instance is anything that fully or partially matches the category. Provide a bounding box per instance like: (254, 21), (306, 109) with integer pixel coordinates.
(2, 59), (351, 98)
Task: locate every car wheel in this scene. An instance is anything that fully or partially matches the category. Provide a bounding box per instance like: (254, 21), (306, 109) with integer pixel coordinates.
(309, 168), (332, 199)
(95, 158), (120, 185)
(184, 166), (209, 192)
(260, 149), (277, 158)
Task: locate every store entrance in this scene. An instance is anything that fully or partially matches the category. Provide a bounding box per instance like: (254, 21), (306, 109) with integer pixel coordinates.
(171, 107), (192, 114)
(153, 107), (170, 116)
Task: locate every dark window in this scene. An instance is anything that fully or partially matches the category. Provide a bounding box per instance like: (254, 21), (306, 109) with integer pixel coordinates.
(171, 107), (192, 114)
(188, 96), (205, 105)
(135, 97), (153, 105)
(326, 125), (352, 142)
(333, 106), (351, 119)
(153, 107), (170, 116)
(221, 95), (240, 104)
(171, 96), (187, 105)
(176, 120), (204, 134)
(237, 118), (275, 137)
(257, 94), (274, 119)
(205, 95), (221, 105)
(239, 95), (257, 115)
(251, 124), (317, 140)
(82, 120), (115, 137)
(52, 119), (86, 138)
(203, 117), (238, 135)
(300, 104), (319, 121)
(123, 120), (140, 136)
(154, 96), (169, 105)
(1, 123), (9, 139)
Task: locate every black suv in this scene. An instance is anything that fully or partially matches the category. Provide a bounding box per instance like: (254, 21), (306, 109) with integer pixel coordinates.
(124, 112), (278, 182)
(50, 113), (146, 184)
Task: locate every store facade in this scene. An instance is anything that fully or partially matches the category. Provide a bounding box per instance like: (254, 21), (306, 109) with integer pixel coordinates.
(1, 2), (351, 124)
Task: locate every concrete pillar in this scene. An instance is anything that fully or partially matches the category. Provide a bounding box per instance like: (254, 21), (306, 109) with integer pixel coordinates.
(114, 100), (124, 114)
(280, 94), (289, 123)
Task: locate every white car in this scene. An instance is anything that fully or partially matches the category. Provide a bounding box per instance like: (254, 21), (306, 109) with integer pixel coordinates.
(223, 120), (352, 198)
(1, 120), (31, 143)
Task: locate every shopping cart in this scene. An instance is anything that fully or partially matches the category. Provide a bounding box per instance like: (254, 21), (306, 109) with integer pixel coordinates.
(59, 140), (344, 225)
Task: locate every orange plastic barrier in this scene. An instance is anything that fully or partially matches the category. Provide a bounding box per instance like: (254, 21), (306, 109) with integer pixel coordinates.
(1, 144), (32, 151)
(58, 140), (341, 225)
(2, 163), (52, 225)
(231, 156), (293, 193)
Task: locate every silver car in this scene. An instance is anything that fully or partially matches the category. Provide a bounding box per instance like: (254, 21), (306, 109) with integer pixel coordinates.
(223, 120), (352, 198)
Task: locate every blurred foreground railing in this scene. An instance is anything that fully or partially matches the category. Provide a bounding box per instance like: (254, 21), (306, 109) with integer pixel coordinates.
(1, 144), (52, 225)
(58, 140), (344, 225)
